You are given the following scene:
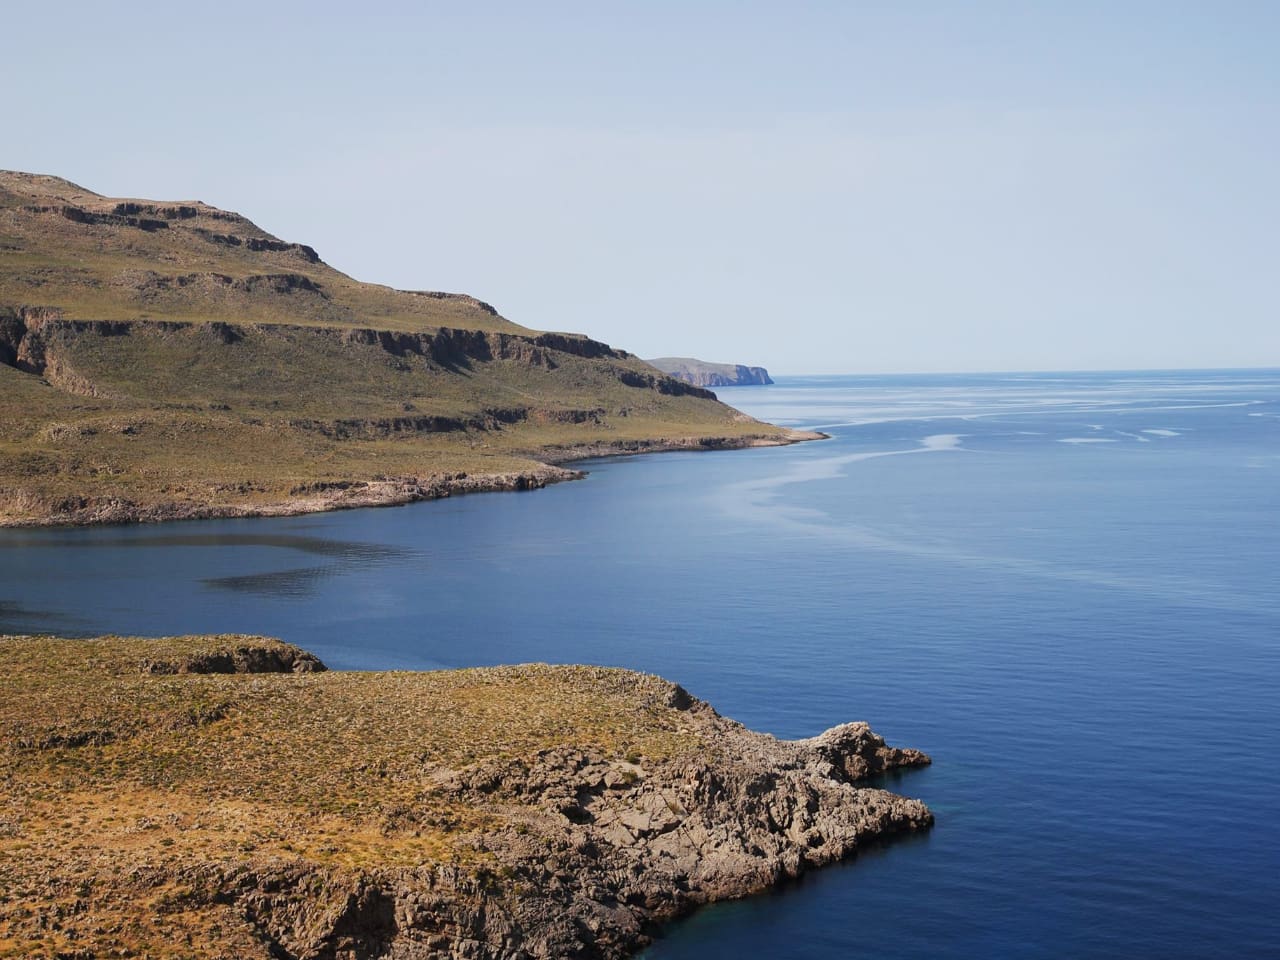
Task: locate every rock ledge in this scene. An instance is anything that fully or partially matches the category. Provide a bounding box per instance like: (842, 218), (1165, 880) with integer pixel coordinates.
(0, 637), (931, 959)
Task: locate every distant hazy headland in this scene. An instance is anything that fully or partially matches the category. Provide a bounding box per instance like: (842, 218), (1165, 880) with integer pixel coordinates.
(647, 356), (774, 387)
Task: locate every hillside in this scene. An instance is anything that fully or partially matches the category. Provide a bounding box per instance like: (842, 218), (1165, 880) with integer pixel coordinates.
(0, 172), (813, 526)
(647, 357), (774, 387)
(0, 172), (523, 334)
(0, 634), (931, 959)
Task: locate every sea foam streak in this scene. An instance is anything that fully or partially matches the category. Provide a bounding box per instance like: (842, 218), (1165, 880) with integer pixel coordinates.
(806, 399), (1264, 433)
(716, 435), (965, 546)
(713, 420), (1271, 613)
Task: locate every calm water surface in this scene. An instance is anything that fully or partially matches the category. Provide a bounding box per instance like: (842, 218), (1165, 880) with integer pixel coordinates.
(5, 370), (1279, 958)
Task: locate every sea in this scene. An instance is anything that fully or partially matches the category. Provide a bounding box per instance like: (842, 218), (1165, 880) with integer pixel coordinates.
(3, 369), (1279, 959)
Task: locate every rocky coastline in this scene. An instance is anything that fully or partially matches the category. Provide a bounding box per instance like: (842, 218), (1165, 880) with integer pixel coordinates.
(0, 635), (932, 959)
(0, 430), (825, 529)
(0, 465), (581, 529)
(1, 172), (825, 532)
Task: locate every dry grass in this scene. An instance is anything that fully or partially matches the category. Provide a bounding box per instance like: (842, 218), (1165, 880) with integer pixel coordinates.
(0, 634), (704, 958)
(0, 172), (522, 335)
(0, 172), (795, 525)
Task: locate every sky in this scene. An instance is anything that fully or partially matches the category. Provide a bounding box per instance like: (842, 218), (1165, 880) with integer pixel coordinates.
(3, 1), (1277, 374)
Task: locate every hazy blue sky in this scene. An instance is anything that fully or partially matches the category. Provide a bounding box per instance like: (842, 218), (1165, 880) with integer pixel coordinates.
(5, 2), (1277, 373)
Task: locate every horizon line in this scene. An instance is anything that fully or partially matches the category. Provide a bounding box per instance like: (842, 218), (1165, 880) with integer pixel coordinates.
(752, 365), (1280, 380)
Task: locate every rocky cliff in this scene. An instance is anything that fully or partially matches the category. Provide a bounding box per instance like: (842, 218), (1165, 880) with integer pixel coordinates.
(0, 171), (817, 527)
(647, 357), (774, 387)
(0, 635), (932, 959)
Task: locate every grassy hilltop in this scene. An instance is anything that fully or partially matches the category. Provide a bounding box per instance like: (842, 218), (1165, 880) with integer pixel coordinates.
(0, 172), (809, 525)
(0, 172), (525, 333)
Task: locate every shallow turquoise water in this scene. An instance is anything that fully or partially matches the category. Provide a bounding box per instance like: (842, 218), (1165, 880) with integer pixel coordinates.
(5, 370), (1279, 958)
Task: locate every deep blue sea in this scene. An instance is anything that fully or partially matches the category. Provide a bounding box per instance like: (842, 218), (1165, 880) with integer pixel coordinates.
(4, 370), (1279, 958)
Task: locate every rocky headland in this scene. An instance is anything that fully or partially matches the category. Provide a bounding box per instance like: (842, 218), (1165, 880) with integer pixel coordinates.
(646, 357), (774, 387)
(0, 635), (932, 959)
(0, 172), (815, 527)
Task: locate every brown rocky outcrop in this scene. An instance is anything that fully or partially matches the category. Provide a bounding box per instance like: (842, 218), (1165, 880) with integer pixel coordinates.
(0, 641), (931, 958)
(203, 692), (929, 958)
(139, 640), (327, 675)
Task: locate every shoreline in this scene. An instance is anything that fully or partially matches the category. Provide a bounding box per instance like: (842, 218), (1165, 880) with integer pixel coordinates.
(0, 429), (826, 529)
(539, 428), (826, 465)
(0, 634), (930, 959)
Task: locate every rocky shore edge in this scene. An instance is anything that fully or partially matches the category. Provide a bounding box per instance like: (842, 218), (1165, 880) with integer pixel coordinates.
(436, 711), (933, 960)
(0, 636), (930, 959)
(182, 692), (931, 960)
(0, 430), (826, 528)
(538, 428), (826, 464)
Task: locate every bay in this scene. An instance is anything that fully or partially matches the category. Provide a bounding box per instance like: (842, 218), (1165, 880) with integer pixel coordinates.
(4, 369), (1279, 958)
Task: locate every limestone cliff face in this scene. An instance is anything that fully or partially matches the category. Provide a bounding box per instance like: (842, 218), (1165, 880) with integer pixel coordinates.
(646, 357), (774, 387)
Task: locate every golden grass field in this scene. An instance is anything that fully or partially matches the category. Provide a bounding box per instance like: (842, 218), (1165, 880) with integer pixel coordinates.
(0, 634), (705, 959)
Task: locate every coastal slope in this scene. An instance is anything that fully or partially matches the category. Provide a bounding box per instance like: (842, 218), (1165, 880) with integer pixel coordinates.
(0, 172), (810, 526)
(0, 634), (932, 959)
(646, 357), (774, 387)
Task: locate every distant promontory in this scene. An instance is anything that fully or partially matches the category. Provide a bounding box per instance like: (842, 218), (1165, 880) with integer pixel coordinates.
(647, 357), (774, 387)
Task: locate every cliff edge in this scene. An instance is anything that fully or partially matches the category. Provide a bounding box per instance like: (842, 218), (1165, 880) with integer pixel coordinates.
(0, 171), (811, 527)
(0, 634), (932, 959)
(647, 357), (774, 387)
